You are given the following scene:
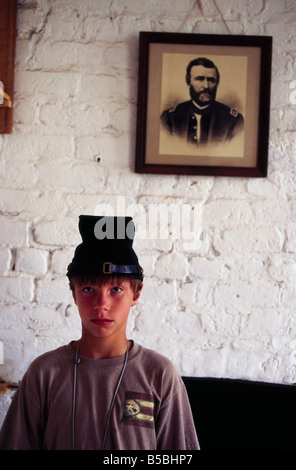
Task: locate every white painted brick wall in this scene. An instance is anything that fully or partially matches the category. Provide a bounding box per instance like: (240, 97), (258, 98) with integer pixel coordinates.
(0, 0), (296, 425)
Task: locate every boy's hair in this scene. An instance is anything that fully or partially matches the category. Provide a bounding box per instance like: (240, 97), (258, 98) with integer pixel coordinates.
(69, 274), (143, 298)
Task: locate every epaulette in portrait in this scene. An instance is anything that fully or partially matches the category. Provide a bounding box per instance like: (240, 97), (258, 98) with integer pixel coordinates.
(168, 105), (176, 113)
(230, 108), (238, 117)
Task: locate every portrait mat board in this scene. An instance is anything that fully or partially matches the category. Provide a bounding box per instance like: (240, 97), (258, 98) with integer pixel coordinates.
(147, 43), (258, 167)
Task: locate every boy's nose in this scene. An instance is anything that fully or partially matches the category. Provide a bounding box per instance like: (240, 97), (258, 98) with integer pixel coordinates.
(93, 292), (109, 310)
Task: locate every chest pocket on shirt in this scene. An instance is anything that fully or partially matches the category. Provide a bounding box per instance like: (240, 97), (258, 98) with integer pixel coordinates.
(121, 391), (154, 428)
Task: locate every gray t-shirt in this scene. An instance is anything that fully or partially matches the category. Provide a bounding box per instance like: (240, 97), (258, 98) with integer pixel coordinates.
(0, 341), (199, 450)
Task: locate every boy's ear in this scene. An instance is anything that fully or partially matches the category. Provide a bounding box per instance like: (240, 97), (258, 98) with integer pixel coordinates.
(131, 285), (142, 306)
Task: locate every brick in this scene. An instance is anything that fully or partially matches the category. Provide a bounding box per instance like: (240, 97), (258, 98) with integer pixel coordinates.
(34, 219), (80, 247)
(155, 253), (189, 280)
(213, 280), (280, 316)
(1, 134), (73, 163)
(0, 189), (68, 220)
(140, 278), (177, 306)
(190, 256), (225, 280)
(51, 248), (74, 276)
(15, 248), (48, 276)
(75, 135), (102, 161)
(245, 307), (283, 337)
(15, 71), (80, 98)
(35, 278), (73, 304)
(0, 159), (39, 189)
(0, 249), (11, 273)
(247, 179), (278, 198)
(0, 217), (28, 247)
(214, 226), (284, 254)
(268, 254), (296, 283)
(177, 281), (198, 309)
(31, 41), (104, 74)
(0, 278), (34, 303)
(14, 98), (35, 126)
(286, 224), (296, 252)
(203, 199), (254, 229)
(35, 161), (105, 192)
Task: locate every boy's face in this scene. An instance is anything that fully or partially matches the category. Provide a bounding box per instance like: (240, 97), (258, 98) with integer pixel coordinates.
(71, 278), (141, 344)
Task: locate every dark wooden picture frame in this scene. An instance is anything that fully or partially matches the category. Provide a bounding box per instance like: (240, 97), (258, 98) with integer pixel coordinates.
(0, 0), (17, 134)
(135, 32), (272, 177)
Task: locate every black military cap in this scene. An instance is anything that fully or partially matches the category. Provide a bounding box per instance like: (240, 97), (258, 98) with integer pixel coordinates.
(66, 215), (143, 281)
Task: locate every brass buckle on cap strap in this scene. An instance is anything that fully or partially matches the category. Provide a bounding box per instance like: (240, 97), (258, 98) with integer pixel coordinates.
(103, 262), (113, 274)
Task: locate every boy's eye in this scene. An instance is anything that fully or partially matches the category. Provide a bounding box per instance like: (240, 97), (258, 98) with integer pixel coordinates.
(82, 287), (94, 293)
(112, 286), (122, 293)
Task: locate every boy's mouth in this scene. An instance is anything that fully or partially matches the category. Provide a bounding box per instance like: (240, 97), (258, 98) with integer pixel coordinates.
(92, 319), (113, 326)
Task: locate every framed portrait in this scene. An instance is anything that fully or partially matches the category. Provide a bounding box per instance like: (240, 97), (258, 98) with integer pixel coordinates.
(0, 0), (17, 134)
(135, 32), (272, 177)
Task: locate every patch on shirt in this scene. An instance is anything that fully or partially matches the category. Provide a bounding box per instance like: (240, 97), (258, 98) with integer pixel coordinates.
(121, 391), (154, 428)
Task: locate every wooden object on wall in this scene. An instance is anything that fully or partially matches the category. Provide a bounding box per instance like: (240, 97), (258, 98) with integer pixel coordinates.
(0, 0), (17, 133)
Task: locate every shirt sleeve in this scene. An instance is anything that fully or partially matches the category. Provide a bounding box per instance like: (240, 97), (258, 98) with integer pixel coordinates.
(155, 370), (200, 450)
(0, 370), (44, 450)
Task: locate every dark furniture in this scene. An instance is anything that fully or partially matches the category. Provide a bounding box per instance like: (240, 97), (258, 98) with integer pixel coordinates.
(182, 377), (296, 450)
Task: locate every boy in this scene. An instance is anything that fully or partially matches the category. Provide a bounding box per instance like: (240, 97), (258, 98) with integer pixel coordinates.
(0, 215), (199, 450)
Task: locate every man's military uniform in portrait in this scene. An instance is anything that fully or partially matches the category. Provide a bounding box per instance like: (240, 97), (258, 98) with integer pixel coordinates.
(161, 100), (244, 145)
